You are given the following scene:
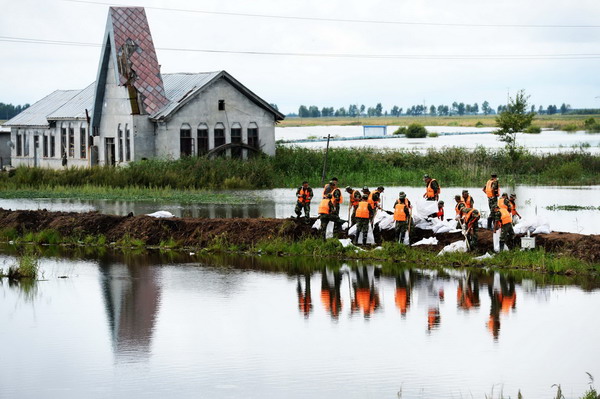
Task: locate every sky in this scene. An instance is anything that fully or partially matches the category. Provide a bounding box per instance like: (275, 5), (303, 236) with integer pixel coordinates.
(1, 0), (600, 114)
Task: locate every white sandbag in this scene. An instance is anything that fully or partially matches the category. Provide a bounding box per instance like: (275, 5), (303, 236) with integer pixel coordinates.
(403, 234), (410, 245)
(493, 230), (501, 253)
(348, 224), (357, 236)
(357, 223), (375, 244)
(415, 198), (439, 219)
(325, 221), (334, 239)
(338, 238), (353, 248)
(377, 213), (395, 230)
(414, 218), (434, 230)
(532, 225), (551, 235)
(474, 252), (494, 260)
(437, 240), (467, 255)
(435, 225), (452, 234)
(341, 222), (348, 231)
(312, 219), (321, 230)
(412, 237), (438, 246)
(147, 211), (175, 218)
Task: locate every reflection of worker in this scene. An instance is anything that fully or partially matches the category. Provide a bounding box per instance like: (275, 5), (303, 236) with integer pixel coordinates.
(457, 273), (480, 311)
(320, 268), (343, 319)
(346, 186), (362, 225)
(351, 266), (380, 318)
(487, 273), (516, 340)
(295, 181), (314, 222)
(395, 270), (412, 316)
(492, 204), (515, 251)
(483, 173), (500, 229)
(354, 194), (374, 245)
(459, 203), (481, 250)
(296, 274), (313, 318)
(423, 174), (440, 201)
(393, 193), (411, 244)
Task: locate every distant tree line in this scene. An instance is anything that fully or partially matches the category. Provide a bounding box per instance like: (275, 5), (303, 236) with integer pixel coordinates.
(288, 101), (599, 118)
(0, 103), (30, 120)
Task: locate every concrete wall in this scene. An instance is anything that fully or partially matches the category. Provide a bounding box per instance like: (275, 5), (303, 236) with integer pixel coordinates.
(10, 121), (90, 169)
(155, 77), (276, 159)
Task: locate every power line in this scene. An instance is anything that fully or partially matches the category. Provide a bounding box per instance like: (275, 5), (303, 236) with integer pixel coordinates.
(61, 0), (600, 29)
(2, 35), (600, 60)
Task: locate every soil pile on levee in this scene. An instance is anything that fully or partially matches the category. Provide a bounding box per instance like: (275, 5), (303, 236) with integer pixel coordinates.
(0, 209), (598, 263)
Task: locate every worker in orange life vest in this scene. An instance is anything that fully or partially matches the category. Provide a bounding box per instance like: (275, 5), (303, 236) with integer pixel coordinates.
(492, 204), (515, 251)
(353, 194), (374, 245)
(294, 181), (314, 222)
(317, 193), (335, 240)
(458, 203), (481, 250)
(454, 195), (465, 218)
(429, 200), (444, 220)
(483, 173), (500, 229)
(323, 177), (342, 217)
(368, 186), (385, 221)
(346, 186), (362, 225)
(423, 174), (440, 201)
(509, 193), (521, 222)
(393, 192), (411, 243)
(498, 192), (510, 210)
(462, 189), (474, 208)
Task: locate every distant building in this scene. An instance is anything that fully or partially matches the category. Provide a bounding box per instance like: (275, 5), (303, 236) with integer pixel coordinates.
(4, 7), (283, 168)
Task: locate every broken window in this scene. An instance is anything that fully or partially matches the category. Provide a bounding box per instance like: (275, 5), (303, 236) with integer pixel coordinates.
(43, 134), (48, 158)
(61, 126), (67, 157)
(16, 132), (22, 156)
(125, 124), (131, 161)
(214, 123), (225, 147)
(118, 124), (123, 162)
(248, 123), (259, 149)
(50, 135), (56, 158)
(24, 132), (29, 156)
(218, 100), (225, 111)
(80, 125), (87, 158)
(180, 123), (193, 157)
(68, 124), (75, 157)
(231, 123), (242, 158)
(197, 124), (208, 155)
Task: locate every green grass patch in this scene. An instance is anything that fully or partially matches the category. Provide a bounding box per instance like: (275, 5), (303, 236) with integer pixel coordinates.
(6, 251), (39, 280)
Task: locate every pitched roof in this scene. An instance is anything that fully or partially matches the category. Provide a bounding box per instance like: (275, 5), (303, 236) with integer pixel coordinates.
(4, 90), (81, 127)
(152, 71), (285, 122)
(109, 7), (168, 115)
(47, 82), (95, 120)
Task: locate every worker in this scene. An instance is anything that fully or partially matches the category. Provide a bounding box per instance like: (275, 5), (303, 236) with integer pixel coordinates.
(509, 193), (521, 222)
(323, 177), (343, 218)
(462, 189), (474, 208)
(294, 181), (314, 222)
(459, 203), (481, 250)
(361, 186), (370, 197)
(454, 195), (465, 217)
(483, 173), (500, 229)
(423, 174), (441, 201)
(436, 201), (445, 220)
(346, 186), (362, 225)
(393, 192), (411, 244)
(354, 194), (374, 245)
(498, 192), (510, 210)
(492, 204), (515, 251)
(318, 193), (335, 240)
(368, 186), (384, 211)
(322, 177), (338, 198)
(397, 191), (412, 209)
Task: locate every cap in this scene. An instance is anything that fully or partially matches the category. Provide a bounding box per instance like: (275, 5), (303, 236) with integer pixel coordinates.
(377, 186), (384, 191)
(423, 174), (430, 179)
(491, 173), (498, 178)
(302, 181), (308, 185)
(399, 191), (406, 198)
(438, 201), (444, 206)
(462, 189), (469, 194)
(501, 192), (508, 197)
(345, 186), (352, 190)
(455, 195), (462, 201)
(362, 186), (369, 191)
(330, 177), (338, 181)
(362, 194), (369, 199)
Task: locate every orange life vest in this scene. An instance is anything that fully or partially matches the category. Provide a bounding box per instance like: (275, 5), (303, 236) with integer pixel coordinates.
(297, 187), (311, 203)
(463, 195), (473, 208)
(485, 179), (498, 198)
(510, 200), (517, 215)
(332, 187), (343, 204)
(498, 197), (509, 210)
(455, 201), (465, 216)
(500, 208), (512, 225)
(394, 202), (407, 221)
(368, 191), (379, 208)
(318, 198), (331, 215)
(350, 190), (361, 207)
(355, 201), (370, 219)
(425, 179), (440, 199)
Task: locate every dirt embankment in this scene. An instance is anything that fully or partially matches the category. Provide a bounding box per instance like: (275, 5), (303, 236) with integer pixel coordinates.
(0, 209), (598, 263)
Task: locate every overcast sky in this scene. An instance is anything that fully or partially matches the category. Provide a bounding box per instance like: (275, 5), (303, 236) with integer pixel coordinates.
(1, 0), (600, 114)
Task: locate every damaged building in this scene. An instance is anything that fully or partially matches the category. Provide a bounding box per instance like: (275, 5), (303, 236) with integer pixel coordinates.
(4, 7), (284, 168)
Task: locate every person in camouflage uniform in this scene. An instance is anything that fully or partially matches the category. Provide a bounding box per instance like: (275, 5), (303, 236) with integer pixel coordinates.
(354, 194), (374, 245)
(491, 204), (515, 251)
(458, 203), (481, 250)
(346, 186), (362, 226)
(294, 181), (314, 222)
(483, 173), (500, 229)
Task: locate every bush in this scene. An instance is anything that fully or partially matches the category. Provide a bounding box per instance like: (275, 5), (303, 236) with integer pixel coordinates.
(475, 121), (484, 127)
(563, 124), (579, 132)
(427, 132), (439, 138)
(392, 126), (407, 135)
(405, 123), (428, 138)
(524, 125), (541, 134)
(584, 118), (600, 133)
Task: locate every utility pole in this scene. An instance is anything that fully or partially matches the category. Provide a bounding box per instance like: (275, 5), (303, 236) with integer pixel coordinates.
(321, 134), (331, 186)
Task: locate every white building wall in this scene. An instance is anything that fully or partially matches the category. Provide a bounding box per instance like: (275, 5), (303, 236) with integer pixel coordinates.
(155, 77), (276, 159)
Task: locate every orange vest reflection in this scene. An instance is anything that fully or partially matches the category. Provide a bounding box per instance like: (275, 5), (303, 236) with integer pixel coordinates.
(457, 276), (480, 311)
(351, 266), (381, 318)
(321, 268), (343, 319)
(487, 273), (517, 340)
(297, 275), (313, 318)
(394, 270), (412, 316)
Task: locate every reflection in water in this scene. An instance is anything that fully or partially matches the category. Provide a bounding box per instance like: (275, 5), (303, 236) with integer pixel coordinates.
(296, 274), (312, 318)
(351, 266), (381, 318)
(487, 272), (517, 340)
(99, 259), (161, 359)
(395, 269), (413, 316)
(457, 272), (481, 311)
(320, 267), (343, 319)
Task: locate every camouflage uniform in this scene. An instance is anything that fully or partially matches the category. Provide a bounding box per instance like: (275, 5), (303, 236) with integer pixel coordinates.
(294, 186), (314, 221)
(461, 207), (480, 249)
(491, 209), (515, 250)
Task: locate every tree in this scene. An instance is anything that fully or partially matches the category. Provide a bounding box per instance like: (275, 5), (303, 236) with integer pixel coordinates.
(429, 105), (436, 116)
(560, 103), (571, 114)
(298, 105), (309, 118)
(308, 105), (320, 117)
(269, 103), (279, 111)
(391, 105), (400, 117)
(547, 105), (557, 115)
(494, 89), (535, 158)
(360, 104), (365, 115)
(375, 103), (383, 117)
(482, 101), (491, 115)
(348, 104), (358, 117)
(457, 102), (466, 116)
(472, 103), (479, 114)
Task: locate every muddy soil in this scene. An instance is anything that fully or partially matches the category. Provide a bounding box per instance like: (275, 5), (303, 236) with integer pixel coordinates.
(0, 209), (598, 263)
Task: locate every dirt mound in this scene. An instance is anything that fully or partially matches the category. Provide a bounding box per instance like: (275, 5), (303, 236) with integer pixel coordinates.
(0, 209), (598, 263)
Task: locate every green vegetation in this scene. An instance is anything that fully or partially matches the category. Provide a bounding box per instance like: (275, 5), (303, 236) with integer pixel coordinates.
(405, 123), (428, 138)
(5, 251), (39, 280)
(427, 132), (439, 138)
(392, 126), (407, 135)
(495, 90), (536, 158)
(563, 123), (579, 132)
(584, 117), (600, 133)
(524, 125), (541, 134)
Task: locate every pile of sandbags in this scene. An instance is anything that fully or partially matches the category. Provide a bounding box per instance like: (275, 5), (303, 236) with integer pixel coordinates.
(513, 216), (551, 235)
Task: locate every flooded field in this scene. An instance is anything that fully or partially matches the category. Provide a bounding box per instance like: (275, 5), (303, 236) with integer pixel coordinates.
(2, 185), (599, 234)
(276, 126), (600, 154)
(1, 250), (599, 398)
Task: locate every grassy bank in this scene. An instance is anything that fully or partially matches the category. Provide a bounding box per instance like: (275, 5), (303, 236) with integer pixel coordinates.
(279, 114), (600, 130)
(1, 147), (599, 193)
(1, 228), (598, 275)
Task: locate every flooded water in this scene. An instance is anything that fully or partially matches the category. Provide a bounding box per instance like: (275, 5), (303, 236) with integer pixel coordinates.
(276, 126), (600, 154)
(2, 185), (599, 234)
(1, 250), (599, 398)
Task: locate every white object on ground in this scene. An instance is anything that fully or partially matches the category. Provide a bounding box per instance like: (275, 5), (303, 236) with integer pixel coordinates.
(376, 213), (395, 230)
(357, 223), (375, 244)
(437, 240), (468, 255)
(415, 199), (439, 219)
(338, 238), (353, 248)
(513, 216), (551, 235)
(325, 221), (334, 239)
(493, 230), (501, 253)
(403, 234), (410, 245)
(147, 211), (175, 218)
(341, 222), (348, 231)
(412, 237), (439, 246)
(474, 252), (494, 260)
(312, 219), (321, 230)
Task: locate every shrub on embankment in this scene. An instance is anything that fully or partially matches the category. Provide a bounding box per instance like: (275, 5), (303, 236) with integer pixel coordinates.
(1, 146), (599, 190)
